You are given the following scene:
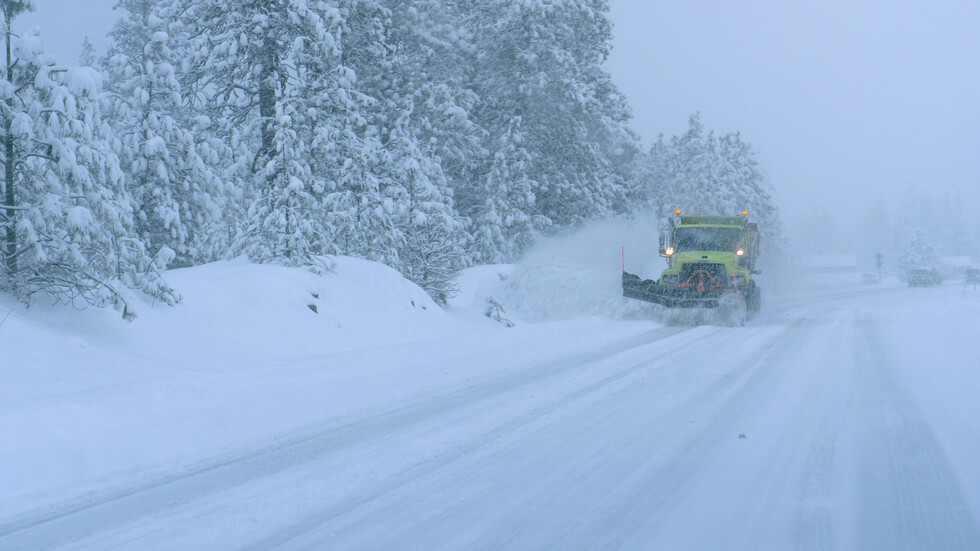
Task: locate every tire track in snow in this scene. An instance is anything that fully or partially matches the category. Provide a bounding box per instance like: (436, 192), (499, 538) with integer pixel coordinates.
(777, 312), (860, 551)
(0, 326), (691, 550)
(281, 308), (840, 550)
(547, 315), (818, 549)
(790, 405), (849, 551)
(236, 325), (751, 550)
(853, 313), (980, 550)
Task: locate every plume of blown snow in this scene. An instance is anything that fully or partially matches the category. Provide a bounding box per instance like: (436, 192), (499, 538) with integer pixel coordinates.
(498, 212), (666, 322)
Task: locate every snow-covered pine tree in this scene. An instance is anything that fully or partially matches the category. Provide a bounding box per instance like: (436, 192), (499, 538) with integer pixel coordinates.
(1, 16), (176, 318)
(457, 0), (639, 261)
(469, 116), (539, 264)
(1, 0), (31, 277)
(715, 130), (782, 246)
(518, 0), (637, 222)
(656, 112), (716, 213)
(635, 135), (671, 218)
(105, 0), (224, 267)
(646, 113), (782, 247)
(314, 0), (400, 268)
(462, 0), (637, 260)
(899, 230), (940, 275)
(385, 159), (462, 303)
(453, 0), (543, 262)
(339, 0), (466, 302)
(178, 0), (357, 270)
(385, 115), (465, 304)
(78, 36), (96, 67)
(380, 0), (484, 233)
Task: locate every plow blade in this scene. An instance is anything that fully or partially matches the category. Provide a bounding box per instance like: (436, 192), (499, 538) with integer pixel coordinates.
(622, 271), (724, 308)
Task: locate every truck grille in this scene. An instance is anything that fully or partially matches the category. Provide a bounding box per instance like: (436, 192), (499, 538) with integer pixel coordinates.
(678, 263), (727, 294)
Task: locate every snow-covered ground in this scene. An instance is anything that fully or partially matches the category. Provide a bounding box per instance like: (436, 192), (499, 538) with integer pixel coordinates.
(3, 252), (980, 550)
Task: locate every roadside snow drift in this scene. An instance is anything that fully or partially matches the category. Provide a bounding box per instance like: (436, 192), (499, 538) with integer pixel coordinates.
(126, 256), (455, 362)
(0, 256), (469, 514)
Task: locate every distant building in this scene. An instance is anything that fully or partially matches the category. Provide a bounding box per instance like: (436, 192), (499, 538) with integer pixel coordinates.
(801, 254), (858, 274)
(800, 254), (863, 285)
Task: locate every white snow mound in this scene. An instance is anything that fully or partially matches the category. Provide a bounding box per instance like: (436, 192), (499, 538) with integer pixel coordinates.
(128, 256), (454, 362)
(1, 256), (459, 382)
(0, 256), (467, 514)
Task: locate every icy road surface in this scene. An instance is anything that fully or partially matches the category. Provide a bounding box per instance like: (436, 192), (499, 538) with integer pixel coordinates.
(3, 284), (980, 550)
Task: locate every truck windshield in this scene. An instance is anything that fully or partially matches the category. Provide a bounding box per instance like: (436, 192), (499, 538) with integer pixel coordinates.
(674, 227), (742, 253)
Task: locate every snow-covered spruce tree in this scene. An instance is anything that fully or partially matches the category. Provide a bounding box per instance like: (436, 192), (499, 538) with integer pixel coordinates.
(463, 0), (638, 259)
(339, 0), (466, 302)
(78, 36), (96, 67)
(312, 0), (399, 268)
(380, 0), (484, 230)
(0, 20), (176, 318)
(469, 116), (539, 264)
(898, 230), (940, 275)
(179, 0), (358, 270)
(646, 113), (782, 246)
(104, 0), (224, 267)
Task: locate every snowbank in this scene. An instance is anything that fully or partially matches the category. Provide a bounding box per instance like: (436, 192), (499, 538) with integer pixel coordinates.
(0, 256), (470, 514)
(3, 256), (455, 369)
(127, 256), (456, 363)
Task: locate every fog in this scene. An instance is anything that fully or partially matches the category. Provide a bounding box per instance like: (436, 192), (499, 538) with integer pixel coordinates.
(15, 1), (115, 59)
(606, 0), (980, 259)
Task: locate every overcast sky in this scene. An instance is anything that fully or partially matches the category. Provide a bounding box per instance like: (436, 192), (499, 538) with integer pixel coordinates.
(16, 0), (980, 245)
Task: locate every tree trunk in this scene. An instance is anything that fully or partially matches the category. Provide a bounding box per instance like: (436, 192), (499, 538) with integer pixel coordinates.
(3, 7), (16, 274)
(257, 30), (276, 179)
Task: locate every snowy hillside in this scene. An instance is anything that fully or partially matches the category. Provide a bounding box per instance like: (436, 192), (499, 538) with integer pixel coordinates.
(0, 257), (475, 515)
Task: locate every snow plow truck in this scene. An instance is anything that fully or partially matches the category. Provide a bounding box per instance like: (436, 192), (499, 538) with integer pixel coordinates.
(623, 211), (761, 325)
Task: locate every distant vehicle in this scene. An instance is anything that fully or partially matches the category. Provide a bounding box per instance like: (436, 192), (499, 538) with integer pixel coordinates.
(964, 268), (980, 284)
(907, 268), (941, 287)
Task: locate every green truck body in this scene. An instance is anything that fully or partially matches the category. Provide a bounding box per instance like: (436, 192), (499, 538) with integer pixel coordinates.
(623, 213), (761, 316)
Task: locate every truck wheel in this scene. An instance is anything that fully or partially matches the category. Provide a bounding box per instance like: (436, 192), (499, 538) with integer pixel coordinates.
(744, 286), (760, 314)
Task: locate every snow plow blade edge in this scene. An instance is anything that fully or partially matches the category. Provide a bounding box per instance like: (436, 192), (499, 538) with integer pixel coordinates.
(622, 271), (722, 308)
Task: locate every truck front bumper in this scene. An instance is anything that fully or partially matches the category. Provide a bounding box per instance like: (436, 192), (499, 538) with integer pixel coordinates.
(622, 271), (729, 308)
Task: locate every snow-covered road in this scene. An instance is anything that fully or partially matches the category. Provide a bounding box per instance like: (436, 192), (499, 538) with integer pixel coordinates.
(3, 282), (980, 550)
